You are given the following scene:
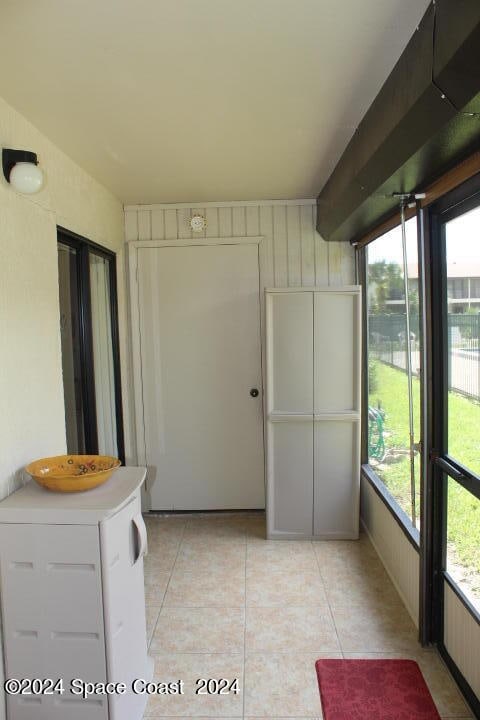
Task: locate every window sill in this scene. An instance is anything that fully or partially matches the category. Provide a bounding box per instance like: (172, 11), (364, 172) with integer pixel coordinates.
(361, 464), (420, 549)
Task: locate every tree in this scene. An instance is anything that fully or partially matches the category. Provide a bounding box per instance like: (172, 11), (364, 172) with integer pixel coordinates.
(368, 260), (404, 314)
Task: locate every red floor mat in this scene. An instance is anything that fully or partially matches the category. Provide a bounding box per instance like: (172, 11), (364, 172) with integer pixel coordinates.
(315, 659), (441, 720)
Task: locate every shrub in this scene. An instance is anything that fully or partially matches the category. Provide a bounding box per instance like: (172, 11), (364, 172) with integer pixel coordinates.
(369, 357), (379, 394)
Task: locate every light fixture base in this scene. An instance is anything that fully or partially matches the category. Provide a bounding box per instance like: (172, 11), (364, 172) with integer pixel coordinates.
(190, 214), (206, 232)
(2, 148), (39, 183)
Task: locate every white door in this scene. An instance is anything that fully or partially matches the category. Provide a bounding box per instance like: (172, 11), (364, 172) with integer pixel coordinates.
(136, 243), (265, 510)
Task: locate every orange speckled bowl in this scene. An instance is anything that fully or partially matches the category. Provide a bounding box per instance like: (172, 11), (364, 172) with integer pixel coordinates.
(25, 455), (121, 493)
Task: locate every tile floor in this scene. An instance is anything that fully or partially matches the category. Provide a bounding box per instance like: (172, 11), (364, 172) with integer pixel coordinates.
(142, 512), (472, 719)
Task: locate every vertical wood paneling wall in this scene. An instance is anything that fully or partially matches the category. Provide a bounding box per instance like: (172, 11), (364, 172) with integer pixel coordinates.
(361, 477), (420, 626)
(445, 585), (480, 699)
(124, 201), (355, 288)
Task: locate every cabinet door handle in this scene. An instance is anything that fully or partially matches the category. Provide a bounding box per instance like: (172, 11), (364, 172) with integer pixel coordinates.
(132, 514), (148, 564)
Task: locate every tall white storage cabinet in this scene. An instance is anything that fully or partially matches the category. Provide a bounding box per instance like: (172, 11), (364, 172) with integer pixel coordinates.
(266, 287), (361, 540)
(0, 467), (151, 720)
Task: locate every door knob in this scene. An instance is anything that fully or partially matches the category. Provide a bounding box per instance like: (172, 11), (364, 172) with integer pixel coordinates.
(250, 388), (259, 397)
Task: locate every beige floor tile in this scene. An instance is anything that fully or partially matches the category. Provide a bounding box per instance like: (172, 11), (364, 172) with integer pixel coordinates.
(164, 569), (245, 607)
(315, 544), (383, 578)
(343, 650), (472, 718)
(146, 604), (161, 645)
(144, 513), (188, 525)
(247, 542), (318, 573)
(144, 570), (172, 603)
(174, 544), (246, 574)
(321, 562), (388, 583)
(188, 511), (256, 522)
(246, 569), (328, 607)
(404, 653), (472, 719)
(145, 523), (186, 553)
(323, 567), (402, 608)
(333, 603), (420, 653)
(144, 654), (243, 717)
(145, 546), (180, 573)
(147, 536), (184, 555)
(183, 518), (247, 541)
(246, 605), (340, 654)
(315, 538), (383, 563)
(150, 607), (245, 654)
(144, 566), (172, 587)
(143, 515), (187, 535)
(244, 519), (267, 544)
(241, 511), (267, 520)
(139, 515), (471, 720)
(244, 653), (329, 716)
(314, 532), (376, 554)
(180, 536), (247, 550)
(147, 533), (183, 552)
(186, 514), (246, 523)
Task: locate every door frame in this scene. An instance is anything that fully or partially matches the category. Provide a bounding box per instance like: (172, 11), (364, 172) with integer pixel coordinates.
(58, 226), (125, 462)
(128, 236), (266, 504)
(426, 175), (480, 717)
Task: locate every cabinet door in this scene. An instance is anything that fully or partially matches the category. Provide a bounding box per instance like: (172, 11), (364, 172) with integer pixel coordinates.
(100, 492), (150, 720)
(314, 420), (360, 538)
(266, 292), (313, 414)
(267, 420), (313, 537)
(0, 523), (107, 720)
(314, 291), (360, 413)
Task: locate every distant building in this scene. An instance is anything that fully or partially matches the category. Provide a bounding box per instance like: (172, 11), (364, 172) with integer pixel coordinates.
(369, 262), (480, 314)
(414, 262), (480, 312)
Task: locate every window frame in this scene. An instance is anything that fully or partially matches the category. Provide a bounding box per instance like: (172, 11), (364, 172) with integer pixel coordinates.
(355, 160), (480, 715)
(358, 215), (423, 549)
(426, 174), (480, 718)
(360, 177), (480, 614)
(57, 226), (125, 463)
(428, 175), (480, 615)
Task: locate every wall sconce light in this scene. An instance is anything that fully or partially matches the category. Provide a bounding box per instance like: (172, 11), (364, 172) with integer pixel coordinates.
(2, 148), (44, 194)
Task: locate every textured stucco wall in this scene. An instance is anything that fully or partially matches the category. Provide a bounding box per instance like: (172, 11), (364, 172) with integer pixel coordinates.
(0, 94), (126, 720)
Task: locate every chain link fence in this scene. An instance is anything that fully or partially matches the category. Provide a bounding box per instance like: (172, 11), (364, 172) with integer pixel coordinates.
(369, 313), (480, 401)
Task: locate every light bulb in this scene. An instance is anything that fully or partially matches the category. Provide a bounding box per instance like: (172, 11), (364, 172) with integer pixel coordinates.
(9, 162), (44, 194)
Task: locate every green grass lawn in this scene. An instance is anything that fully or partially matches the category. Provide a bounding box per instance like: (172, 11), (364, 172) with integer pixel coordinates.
(369, 362), (480, 583)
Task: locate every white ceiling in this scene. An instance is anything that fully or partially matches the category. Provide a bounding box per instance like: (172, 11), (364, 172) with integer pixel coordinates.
(0, 0), (430, 204)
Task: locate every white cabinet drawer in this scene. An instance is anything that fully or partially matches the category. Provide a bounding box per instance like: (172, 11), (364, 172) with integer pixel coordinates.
(0, 523), (107, 720)
(101, 493), (150, 720)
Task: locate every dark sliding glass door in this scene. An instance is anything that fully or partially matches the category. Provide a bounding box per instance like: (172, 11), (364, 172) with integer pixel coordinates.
(429, 179), (480, 712)
(57, 228), (124, 462)
(58, 241), (87, 453)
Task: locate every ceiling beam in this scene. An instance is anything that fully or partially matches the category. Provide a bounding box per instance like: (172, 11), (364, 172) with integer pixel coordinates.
(316, 0), (480, 243)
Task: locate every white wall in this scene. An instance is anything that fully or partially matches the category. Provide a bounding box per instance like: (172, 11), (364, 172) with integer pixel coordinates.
(124, 201), (355, 288)
(361, 476), (420, 626)
(444, 584), (480, 699)
(0, 94), (126, 720)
